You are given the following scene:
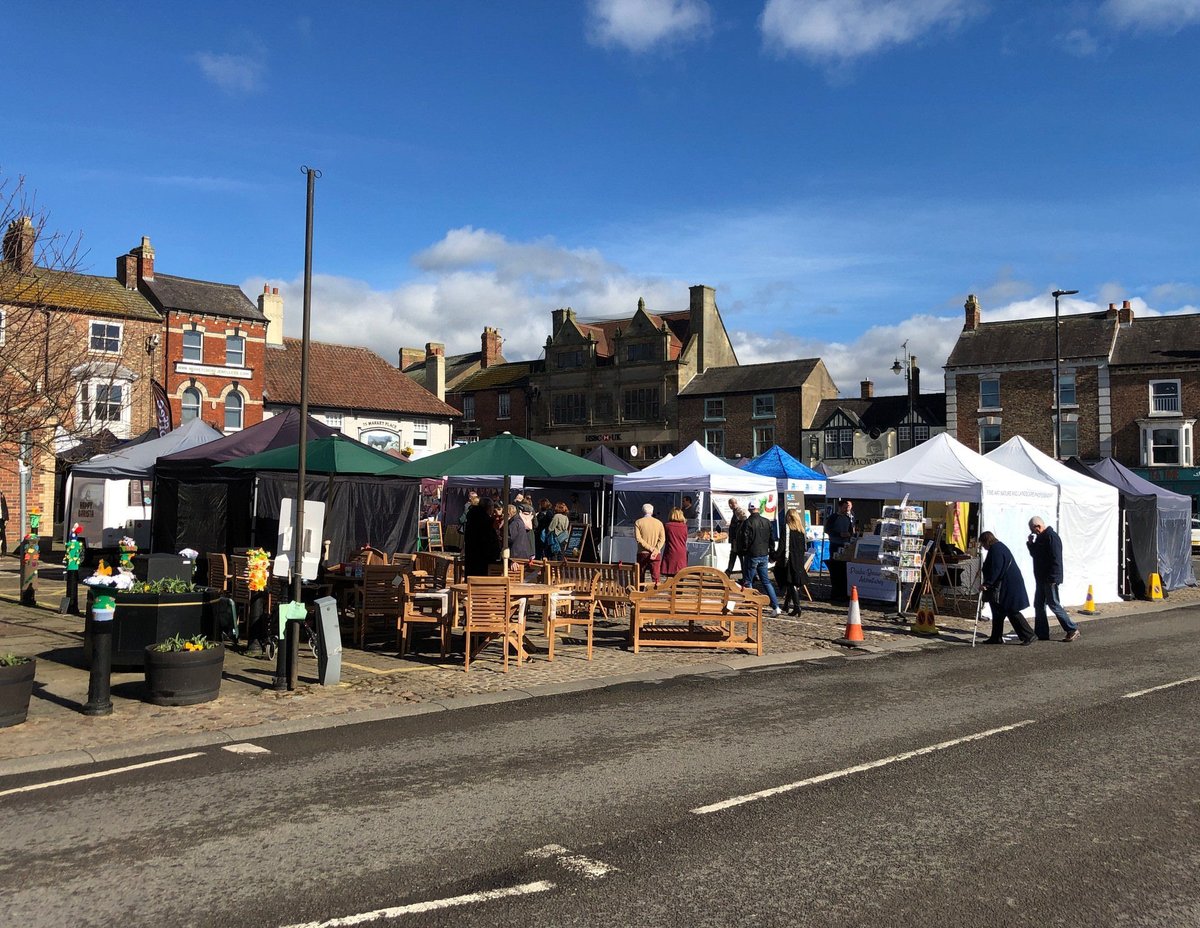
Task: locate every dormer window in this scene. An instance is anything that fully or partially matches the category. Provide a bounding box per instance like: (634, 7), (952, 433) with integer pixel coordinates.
(556, 348), (583, 369)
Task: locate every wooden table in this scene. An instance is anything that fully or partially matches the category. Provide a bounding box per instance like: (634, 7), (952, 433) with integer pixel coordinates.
(448, 581), (566, 658)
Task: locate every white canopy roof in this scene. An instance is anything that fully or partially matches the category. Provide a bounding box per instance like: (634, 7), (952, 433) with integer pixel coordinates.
(613, 441), (776, 495)
(986, 436), (1121, 606)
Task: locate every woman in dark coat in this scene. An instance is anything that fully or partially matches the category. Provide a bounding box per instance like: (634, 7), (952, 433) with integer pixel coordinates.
(506, 504), (534, 561)
(463, 497), (501, 577)
(979, 531), (1036, 644)
(662, 508), (689, 577)
(774, 508), (810, 616)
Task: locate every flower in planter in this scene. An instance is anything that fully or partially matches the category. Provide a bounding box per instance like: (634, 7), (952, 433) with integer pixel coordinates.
(154, 633), (217, 653)
(246, 548), (272, 592)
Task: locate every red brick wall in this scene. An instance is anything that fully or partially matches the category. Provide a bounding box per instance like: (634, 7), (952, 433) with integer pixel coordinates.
(163, 312), (265, 431)
(1108, 368), (1200, 465)
(678, 391), (804, 458)
(448, 386), (529, 440)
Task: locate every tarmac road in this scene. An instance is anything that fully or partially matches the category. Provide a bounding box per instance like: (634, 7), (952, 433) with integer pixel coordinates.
(1, 605), (1196, 928)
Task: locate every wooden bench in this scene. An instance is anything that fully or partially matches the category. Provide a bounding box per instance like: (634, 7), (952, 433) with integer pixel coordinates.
(548, 561), (637, 619)
(627, 566), (767, 654)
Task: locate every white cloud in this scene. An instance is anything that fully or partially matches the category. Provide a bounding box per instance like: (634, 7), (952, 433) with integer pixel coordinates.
(1149, 281), (1200, 304)
(760, 0), (982, 61)
(1062, 27), (1101, 56)
(1102, 0), (1200, 31)
(246, 227), (687, 366)
(192, 51), (265, 93)
(587, 0), (712, 52)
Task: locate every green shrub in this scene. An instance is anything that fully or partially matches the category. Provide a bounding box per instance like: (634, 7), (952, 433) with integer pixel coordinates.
(129, 578), (202, 595)
(0, 653), (31, 667)
(153, 634), (217, 653)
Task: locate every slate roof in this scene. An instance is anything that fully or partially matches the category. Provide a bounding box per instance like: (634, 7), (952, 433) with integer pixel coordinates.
(265, 338), (460, 418)
(945, 312), (1116, 368)
(812, 393), (947, 430)
(404, 351), (493, 391)
(142, 274), (265, 323)
(0, 266), (160, 321)
(678, 359), (823, 396)
(453, 360), (540, 393)
(1109, 313), (1200, 365)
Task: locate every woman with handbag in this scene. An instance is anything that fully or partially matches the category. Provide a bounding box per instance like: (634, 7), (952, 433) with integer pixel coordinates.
(979, 531), (1036, 645)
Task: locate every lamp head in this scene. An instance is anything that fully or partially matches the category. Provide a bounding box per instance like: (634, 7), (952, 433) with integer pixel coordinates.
(1051, 289), (1079, 298)
(891, 358), (903, 375)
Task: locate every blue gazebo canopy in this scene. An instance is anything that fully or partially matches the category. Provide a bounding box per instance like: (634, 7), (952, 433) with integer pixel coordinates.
(743, 445), (826, 490)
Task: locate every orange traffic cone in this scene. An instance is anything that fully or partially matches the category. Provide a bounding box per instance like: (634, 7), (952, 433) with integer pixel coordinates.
(1080, 585), (1097, 615)
(836, 586), (865, 646)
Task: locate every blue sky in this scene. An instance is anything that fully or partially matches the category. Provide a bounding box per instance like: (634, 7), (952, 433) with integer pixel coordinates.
(7, 0), (1200, 393)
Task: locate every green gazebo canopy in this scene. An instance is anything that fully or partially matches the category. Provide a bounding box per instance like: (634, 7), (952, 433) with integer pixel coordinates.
(387, 432), (618, 478)
(216, 433), (408, 476)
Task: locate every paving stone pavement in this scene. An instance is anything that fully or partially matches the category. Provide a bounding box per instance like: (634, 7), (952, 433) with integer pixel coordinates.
(2, 558), (1196, 771)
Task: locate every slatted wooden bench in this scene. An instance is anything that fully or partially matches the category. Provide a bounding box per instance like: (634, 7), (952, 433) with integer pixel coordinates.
(549, 561), (637, 619)
(627, 566), (767, 654)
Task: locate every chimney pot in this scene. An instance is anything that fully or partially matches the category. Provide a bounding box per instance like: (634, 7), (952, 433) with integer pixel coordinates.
(963, 293), (981, 331)
(272, 287), (278, 295)
(859, 379), (874, 399)
(1118, 299), (1134, 326)
(263, 284), (270, 294)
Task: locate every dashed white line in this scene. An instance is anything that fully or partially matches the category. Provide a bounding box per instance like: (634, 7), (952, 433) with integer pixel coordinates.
(526, 844), (618, 879)
(279, 881), (555, 928)
(223, 742), (271, 755)
(1122, 675), (1200, 700)
(0, 752), (205, 799)
(691, 720), (1037, 815)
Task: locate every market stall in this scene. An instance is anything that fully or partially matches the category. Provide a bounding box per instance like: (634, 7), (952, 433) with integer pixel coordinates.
(609, 441), (777, 567)
(826, 433), (1057, 610)
(986, 437), (1121, 606)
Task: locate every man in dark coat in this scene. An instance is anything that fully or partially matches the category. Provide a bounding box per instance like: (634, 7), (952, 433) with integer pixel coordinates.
(740, 502), (781, 615)
(979, 531), (1036, 644)
(463, 497), (501, 577)
(1027, 517), (1080, 642)
(826, 500), (857, 556)
(725, 498), (747, 579)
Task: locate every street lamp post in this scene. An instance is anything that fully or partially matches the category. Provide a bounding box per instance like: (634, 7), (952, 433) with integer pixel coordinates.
(1051, 289), (1078, 458)
(891, 341), (916, 452)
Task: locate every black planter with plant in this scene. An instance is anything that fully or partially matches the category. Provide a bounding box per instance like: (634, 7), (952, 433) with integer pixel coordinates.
(84, 579), (212, 669)
(0, 655), (36, 728)
(143, 635), (224, 706)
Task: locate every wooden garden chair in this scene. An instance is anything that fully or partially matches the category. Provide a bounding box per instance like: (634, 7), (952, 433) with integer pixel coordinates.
(397, 572), (452, 658)
(205, 552), (231, 595)
(546, 571), (597, 662)
(463, 576), (526, 673)
(356, 563), (405, 648)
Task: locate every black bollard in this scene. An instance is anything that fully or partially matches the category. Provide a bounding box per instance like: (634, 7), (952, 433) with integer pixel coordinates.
(286, 618), (302, 691)
(65, 568), (80, 616)
(83, 614), (114, 716)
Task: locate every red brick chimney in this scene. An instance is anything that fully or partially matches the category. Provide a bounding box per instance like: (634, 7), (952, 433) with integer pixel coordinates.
(130, 236), (155, 281)
(963, 294), (981, 331)
(860, 379), (874, 399)
(481, 327), (502, 369)
(1118, 299), (1134, 326)
(398, 347), (425, 371)
(2, 217), (35, 273)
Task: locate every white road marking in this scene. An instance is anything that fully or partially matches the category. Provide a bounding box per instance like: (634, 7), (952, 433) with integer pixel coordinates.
(280, 881), (555, 928)
(526, 843), (618, 879)
(223, 743), (271, 755)
(691, 720), (1037, 815)
(1122, 675), (1200, 700)
(0, 752), (205, 798)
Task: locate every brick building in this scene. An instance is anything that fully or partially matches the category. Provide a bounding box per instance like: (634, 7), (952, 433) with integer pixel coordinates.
(119, 237), (268, 434)
(0, 219), (161, 524)
(448, 359), (540, 442)
(529, 285), (738, 462)
(944, 295), (1199, 506)
(677, 358), (837, 461)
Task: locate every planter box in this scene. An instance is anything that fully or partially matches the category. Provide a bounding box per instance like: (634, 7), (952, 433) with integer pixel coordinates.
(0, 659), (36, 728)
(85, 591), (211, 669)
(143, 644), (224, 706)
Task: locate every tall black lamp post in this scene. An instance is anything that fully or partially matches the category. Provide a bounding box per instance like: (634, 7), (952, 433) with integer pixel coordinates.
(891, 340), (916, 451)
(1051, 289), (1078, 458)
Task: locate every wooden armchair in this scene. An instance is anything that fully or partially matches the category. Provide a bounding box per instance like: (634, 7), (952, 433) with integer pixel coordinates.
(397, 572), (452, 658)
(205, 552), (231, 595)
(356, 564), (405, 648)
(463, 576), (527, 673)
(392, 552), (416, 572)
(547, 571), (597, 662)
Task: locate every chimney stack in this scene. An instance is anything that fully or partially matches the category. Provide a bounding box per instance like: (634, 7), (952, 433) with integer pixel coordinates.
(1106, 302), (1118, 318)
(398, 347), (425, 371)
(481, 327), (502, 369)
(131, 236), (154, 280)
(1118, 299), (1134, 326)
(426, 342), (446, 401)
(259, 285), (285, 346)
(860, 379), (874, 399)
(551, 307), (575, 336)
(911, 357), (920, 395)
(2, 217), (35, 273)
(963, 294), (981, 331)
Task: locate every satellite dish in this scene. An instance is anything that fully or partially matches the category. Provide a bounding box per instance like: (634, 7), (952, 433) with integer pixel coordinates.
(629, 444), (639, 458)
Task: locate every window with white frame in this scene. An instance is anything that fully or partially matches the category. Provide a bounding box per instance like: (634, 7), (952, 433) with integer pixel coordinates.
(753, 394), (776, 418)
(89, 321), (122, 353)
(704, 397), (725, 421)
(979, 419), (1002, 454)
(1149, 379), (1181, 415)
(497, 391), (511, 420)
(462, 395), (475, 420)
(824, 427), (853, 459)
(1058, 373), (1076, 407)
(224, 392), (244, 431)
(979, 378), (1000, 410)
(81, 382), (124, 423)
(181, 387), (201, 422)
(1058, 419), (1079, 458)
(413, 419), (429, 446)
(704, 428), (725, 456)
(182, 329), (203, 362)
(753, 426), (775, 455)
(324, 411), (343, 430)
(1140, 420), (1194, 466)
(225, 334), (245, 367)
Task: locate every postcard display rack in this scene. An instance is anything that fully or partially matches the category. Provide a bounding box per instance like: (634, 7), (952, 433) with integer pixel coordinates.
(879, 503), (924, 616)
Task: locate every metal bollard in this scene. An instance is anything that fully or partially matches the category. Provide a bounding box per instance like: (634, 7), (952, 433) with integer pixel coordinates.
(83, 597), (115, 716)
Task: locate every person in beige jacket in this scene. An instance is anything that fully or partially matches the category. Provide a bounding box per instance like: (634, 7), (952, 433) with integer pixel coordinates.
(634, 503), (666, 585)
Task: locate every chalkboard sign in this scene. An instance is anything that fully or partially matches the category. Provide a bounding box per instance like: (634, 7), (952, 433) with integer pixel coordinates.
(421, 520), (443, 552)
(564, 524), (591, 562)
